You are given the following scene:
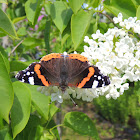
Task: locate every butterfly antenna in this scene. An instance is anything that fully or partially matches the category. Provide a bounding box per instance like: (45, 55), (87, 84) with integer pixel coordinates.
(70, 96), (77, 106)
(61, 88), (77, 106)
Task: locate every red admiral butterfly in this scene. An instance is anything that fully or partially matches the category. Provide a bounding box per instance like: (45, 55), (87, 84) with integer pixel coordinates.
(16, 53), (110, 92)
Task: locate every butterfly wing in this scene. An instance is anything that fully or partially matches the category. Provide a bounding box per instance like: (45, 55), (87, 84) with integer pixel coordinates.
(68, 65), (110, 88)
(65, 54), (110, 88)
(16, 54), (63, 86)
(15, 62), (59, 86)
(66, 54), (89, 79)
(80, 66), (110, 88)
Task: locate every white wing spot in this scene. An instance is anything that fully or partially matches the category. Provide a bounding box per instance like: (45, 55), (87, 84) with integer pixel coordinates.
(28, 77), (34, 85)
(94, 75), (97, 77)
(15, 73), (19, 78)
(92, 80), (98, 88)
(21, 79), (25, 82)
(26, 72), (30, 75)
(98, 76), (101, 80)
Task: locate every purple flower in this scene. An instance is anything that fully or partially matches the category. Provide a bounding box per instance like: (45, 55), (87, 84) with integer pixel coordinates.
(52, 38), (56, 43)
(38, 15), (44, 22)
(35, 24), (39, 30)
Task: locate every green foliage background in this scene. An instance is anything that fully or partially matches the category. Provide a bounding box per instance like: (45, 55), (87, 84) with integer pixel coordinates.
(0, 0), (140, 139)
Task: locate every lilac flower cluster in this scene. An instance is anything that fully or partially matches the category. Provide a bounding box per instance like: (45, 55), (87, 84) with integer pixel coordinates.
(38, 13), (140, 103)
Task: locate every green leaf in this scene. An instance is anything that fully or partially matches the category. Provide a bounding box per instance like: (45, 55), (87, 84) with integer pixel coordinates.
(49, 102), (59, 120)
(28, 125), (43, 140)
(44, 2), (51, 15)
(44, 19), (51, 54)
(0, 117), (4, 129)
(0, 46), (8, 58)
(0, 29), (6, 37)
(0, 52), (14, 123)
(0, 127), (13, 140)
(62, 25), (71, 46)
(17, 27), (27, 36)
(11, 82), (31, 139)
(98, 22), (107, 34)
(25, 0), (42, 25)
(22, 37), (43, 49)
(15, 4), (25, 17)
(87, 19), (98, 34)
(91, 0), (101, 8)
(93, 21), (98, 33)
(64, 112), (99, 139)
(26, 115), (42, 140)
(50, 1), (73, 33)
(47, 119), (60, 140)
(71, 10), (92, 49)
(104, 0), (136, 19)
(0, 9), (17, 38)
(12, 16), (26, 24)
(10, 60), (29, 72)
(14, 114), (41, 140)
(69, 0), (85, 14)
(132, 0), (140, 6)
(0, 0), (7, 4)
(136, 5), (140, 20)
(27, 84), (50, 120)
(41, 134), (54, 140)
(0, 46), (10, 73)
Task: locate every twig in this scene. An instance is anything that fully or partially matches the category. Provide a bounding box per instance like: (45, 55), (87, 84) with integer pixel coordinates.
(8, 40), (24, 58)
(98, 12), (117, 27)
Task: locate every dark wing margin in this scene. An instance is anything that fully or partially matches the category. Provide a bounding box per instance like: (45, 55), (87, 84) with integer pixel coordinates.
(15, 62), (50, 86)
(76, 66), (110, 88)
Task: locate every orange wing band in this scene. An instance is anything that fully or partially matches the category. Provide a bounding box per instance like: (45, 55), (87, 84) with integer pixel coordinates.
(41, 53), (61, 61)
(69, 54), (88, 62)
(77, 67), (95, 88)
(34, 64), (50, 86)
